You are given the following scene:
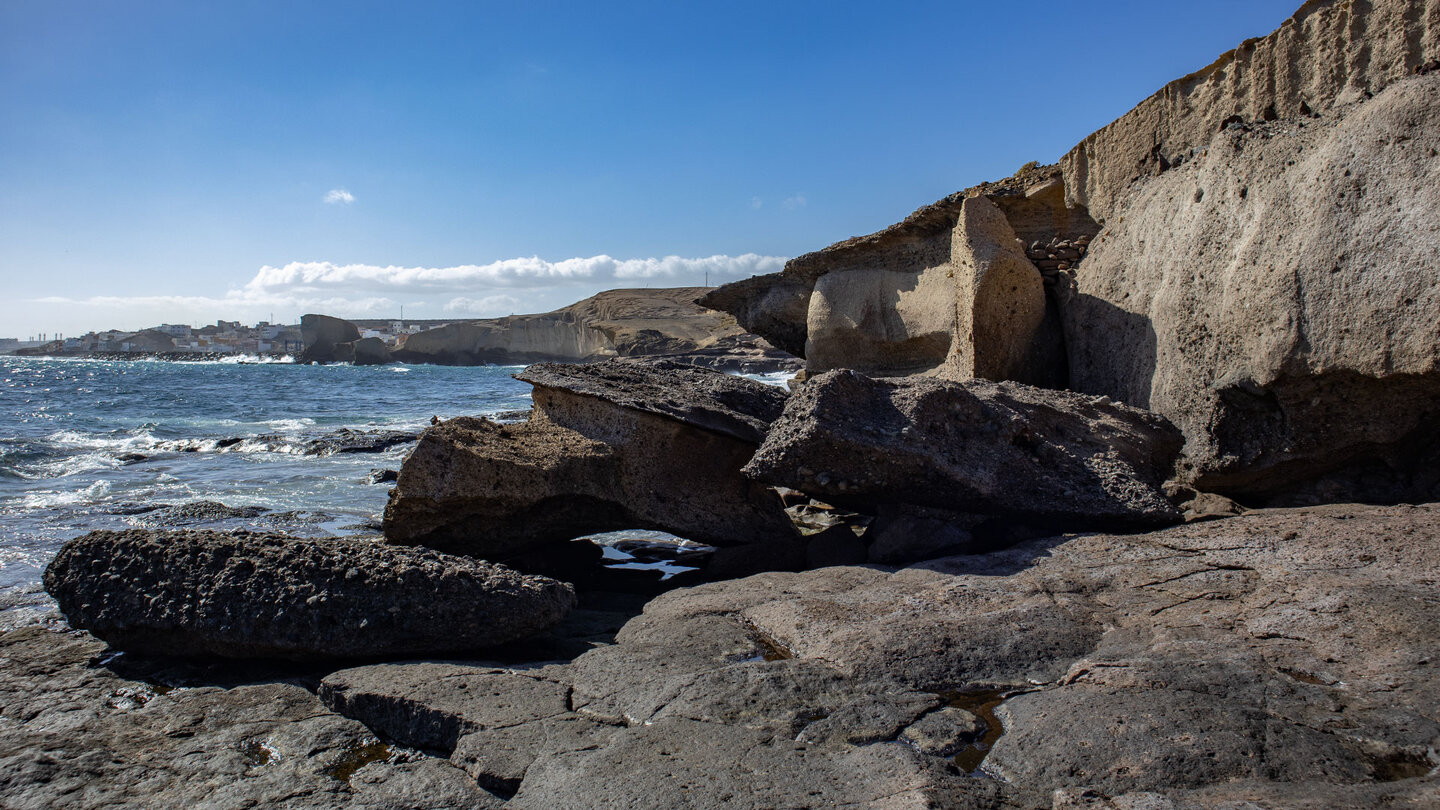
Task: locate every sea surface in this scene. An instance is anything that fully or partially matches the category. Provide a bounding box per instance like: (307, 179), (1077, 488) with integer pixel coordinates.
(0, 356), (793, 630)
(0, 356), (538, 629)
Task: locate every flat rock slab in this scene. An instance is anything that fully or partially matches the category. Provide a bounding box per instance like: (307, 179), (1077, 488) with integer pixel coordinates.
(319, 662), (571, 753)
(0, 627), (503, 809)
(515, 358), (788, 444)
(506, 716), (985, 810)
(745, 369), (1183, 532)
(44, 529), (576, 660)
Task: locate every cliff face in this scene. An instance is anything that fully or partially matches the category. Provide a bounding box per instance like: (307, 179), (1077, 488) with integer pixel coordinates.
(390, 287), (742, 365)
(703, 0), (1440, 505)
(1062, 0), (1440, 220)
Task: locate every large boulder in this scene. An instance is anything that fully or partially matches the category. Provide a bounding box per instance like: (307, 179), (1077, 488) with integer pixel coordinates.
(1063, 72), (1440, 503)
(299, 314), (361, 363)
(947, 195), (1049, 383)
(745, 370), (1183, 532)
(383, 359), (796, 560)
(350, 336), (392, 365)
(43, 529), (576, 660)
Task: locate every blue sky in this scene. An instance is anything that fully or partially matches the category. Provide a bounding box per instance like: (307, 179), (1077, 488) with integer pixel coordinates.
(1, 0), (1301, 338)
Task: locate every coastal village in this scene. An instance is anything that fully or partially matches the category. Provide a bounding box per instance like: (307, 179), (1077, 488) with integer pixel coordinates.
(1, 319), (429, 357)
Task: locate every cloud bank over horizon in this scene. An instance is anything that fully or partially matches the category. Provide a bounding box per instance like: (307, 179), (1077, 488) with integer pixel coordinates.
(27, 253), (786, 334)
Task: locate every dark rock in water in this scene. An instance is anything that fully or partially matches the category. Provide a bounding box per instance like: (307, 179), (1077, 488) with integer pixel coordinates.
(384, 359), (796, 560)
(514, 358), (788, 444)
(299, 314), (361, 364)
(305, 428), (419, 456)
(350, 336), (392, 366)
(43, 529), (576, 660)
(367, 468), (399, 484)
(746, 370), (1183, 533)
(109, 502), (169, 515)
(115, 452), (148, 464)
(131, 500), (270, 527)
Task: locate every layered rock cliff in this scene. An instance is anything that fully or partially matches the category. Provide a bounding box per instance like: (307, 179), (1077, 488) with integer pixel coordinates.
(703, 0), (1440, 505)
(303, 287), (797, 371)
(1062, 0), (1440, 221)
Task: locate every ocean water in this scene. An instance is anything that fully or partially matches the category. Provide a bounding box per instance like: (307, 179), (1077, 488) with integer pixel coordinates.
(0, 356), (536, 629)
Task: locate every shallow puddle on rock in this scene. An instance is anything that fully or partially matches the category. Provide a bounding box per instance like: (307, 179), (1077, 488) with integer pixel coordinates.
(238, 739), (277, 768)
(935, 689), (1020, 774)
(323, 740), (392, 784)
(1371, 749), (1436, 782)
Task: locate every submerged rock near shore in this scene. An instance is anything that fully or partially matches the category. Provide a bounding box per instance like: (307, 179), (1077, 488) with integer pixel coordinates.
(43, 530), (576, 660)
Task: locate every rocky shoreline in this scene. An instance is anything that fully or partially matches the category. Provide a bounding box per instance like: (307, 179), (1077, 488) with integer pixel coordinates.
(6, 0), (1440, 807)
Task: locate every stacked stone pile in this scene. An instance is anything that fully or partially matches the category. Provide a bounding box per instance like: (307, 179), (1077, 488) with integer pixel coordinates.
(1024, 233), (1091, 287)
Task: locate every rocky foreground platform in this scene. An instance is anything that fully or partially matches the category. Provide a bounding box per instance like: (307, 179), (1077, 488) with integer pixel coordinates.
(5, 504), (1437, 808)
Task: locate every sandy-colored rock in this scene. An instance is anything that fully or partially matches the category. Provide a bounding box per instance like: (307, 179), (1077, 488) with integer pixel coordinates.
(1062, 0), (1440, 221)
(702, 166), (1086, 384)
(1064, 73), (1440, 503)
(43, 529), (576, 660)
(948, 195), (1049, 382)
(391, 287), (795, 369)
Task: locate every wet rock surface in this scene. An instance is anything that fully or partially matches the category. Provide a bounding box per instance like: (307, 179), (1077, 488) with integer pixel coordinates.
(384, 359), (795, 562)
(44, 530), (576, 660)
(747, 370), (1183, 535)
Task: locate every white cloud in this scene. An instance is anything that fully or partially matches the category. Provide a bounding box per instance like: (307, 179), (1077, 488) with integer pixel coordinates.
(750, 196), (763, 210)
(239, 254), (784, 297)
(27, 253), (787, 332)
(782, 194), (807, 210)
(324, 188), (355, 205)
(444, 294), (521, 315)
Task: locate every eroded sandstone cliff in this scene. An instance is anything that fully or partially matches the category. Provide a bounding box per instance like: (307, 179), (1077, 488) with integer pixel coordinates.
(705, 0), (1440, 505)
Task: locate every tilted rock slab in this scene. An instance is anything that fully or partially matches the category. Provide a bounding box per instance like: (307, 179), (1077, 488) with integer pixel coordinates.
(384, 358), (796, 558)
(745, 369), (1183, 530)
(1064, 72), (1440, 503)
(43, 529), (576, 660)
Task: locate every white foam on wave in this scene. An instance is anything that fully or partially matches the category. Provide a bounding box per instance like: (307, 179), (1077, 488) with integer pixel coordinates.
(735, 370), (797, 388)
(17, 480), (112, 510)
(196, 354), (296, 365)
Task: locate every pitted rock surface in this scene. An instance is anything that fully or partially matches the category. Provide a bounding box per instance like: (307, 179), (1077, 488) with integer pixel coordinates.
(44, 529), (576, 660)
(746, 370), (1183, 533)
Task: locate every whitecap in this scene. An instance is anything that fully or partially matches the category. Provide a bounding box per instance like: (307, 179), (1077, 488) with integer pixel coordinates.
(18, 480), (112, 510)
